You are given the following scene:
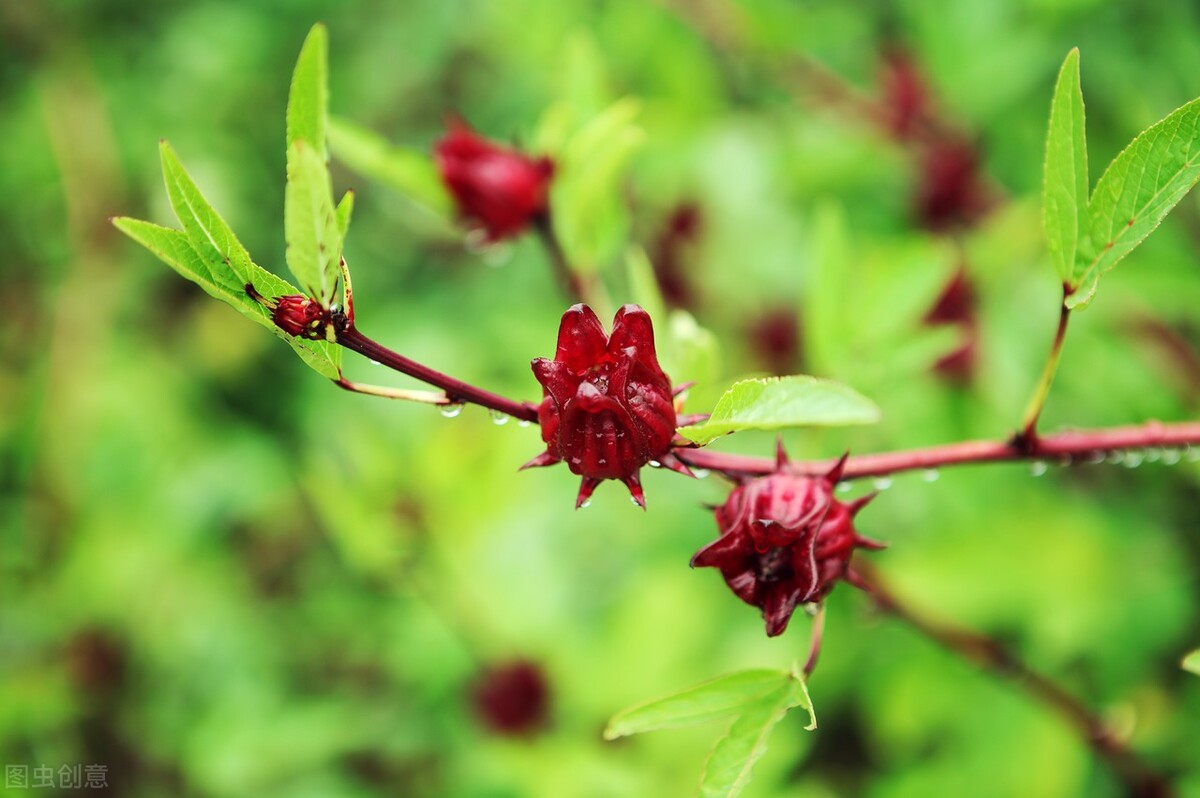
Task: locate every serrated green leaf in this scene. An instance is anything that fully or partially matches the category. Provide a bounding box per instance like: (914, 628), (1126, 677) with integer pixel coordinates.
(678, 376), (880, 445)
(328, 116), (453, 217)
(1070, 95), (1200, 307)
(1183, 649), (1200, 676)
(158, 140), (254, 296)
(113, 217), (342, 380)
(698, 676), (814, 798)
(603, 670), (791, 741)
(285, 140), (342, 304)
(287, 24), (327, 154)
(1043, 48), (1087, 284)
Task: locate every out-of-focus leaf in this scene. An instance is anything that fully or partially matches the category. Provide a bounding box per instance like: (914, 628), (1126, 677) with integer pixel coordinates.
(1043, 49), (1088, 285)
(666, 310), (719, 393)
(678, 376), (880, 445)
(698, 675), (814, 798)
(1068, 95), (1200, 309)
(113, 218), (342, 380)
(286, 24), (328, 155)
(603, 670), (791, 740)
(285, 140), (342, 303)
(328, 116), (453, 217)
(335, 189), (354, 240)
(1183, 649), (1200, 676)
(625, 246), (666, 328)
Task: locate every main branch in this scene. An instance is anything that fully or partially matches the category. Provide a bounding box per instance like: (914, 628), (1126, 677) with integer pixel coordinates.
(673, 419), (1200, 480)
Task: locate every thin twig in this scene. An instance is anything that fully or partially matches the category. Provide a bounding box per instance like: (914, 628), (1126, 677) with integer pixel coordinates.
(334, 377), (450, 405)
(1019, 288), (1073, 444)
(855, 565), (1175, 798)
(673, 419), (1200, 480)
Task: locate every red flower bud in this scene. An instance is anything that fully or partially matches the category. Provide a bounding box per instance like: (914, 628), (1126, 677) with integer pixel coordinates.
(527, 304), (681, 509)
(923, 266), (979, 382)
(434, 119), (555, 242)
(470, 660), (551, 737)
(691, 449), (884, 637)
(271, 294), (326, 339)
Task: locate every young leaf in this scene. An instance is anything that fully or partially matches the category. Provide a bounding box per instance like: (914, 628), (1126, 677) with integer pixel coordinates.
(678, 376), (881, 445)
(287, 24), (328, 155)
(698, 676), (814, 798)
(158, 141), (253, 296)
(335, 189), (355, 240)
(1184, 649), (1200, 676)
(1043, 48), (1087, 284)
(328, 116), (454, 217)
(603, 670), (792, 741)
(113, 218), (342, 380)
(1069, 95), (1200, 309)
(285, 140), (343, 303)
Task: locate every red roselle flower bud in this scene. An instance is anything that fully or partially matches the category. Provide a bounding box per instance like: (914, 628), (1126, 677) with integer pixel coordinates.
(923, 266), (979, 382)
(691, 446), (884, 637)
(434, 119), (555, 242)
(271, 294), (327, 339)
(526, 304), (688, 509)
(470, 659), (551, 737)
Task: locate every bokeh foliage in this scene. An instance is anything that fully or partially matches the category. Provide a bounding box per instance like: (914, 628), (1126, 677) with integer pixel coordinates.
(2, 1), (1200, 797)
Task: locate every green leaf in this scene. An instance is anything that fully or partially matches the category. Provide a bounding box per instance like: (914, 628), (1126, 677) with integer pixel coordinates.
(1183, 649), (1200, 676)
(625, 246), (666, 326)
(1068, 95), (1200, 309)
(698, 676), (815, 798)
(328, 116), (453, 217)
(678, 376), (881, 445)
(335, 189), (354, 240)
(113, 217), (342, 380)
(285, 139), (342, 304)
(287, 24), (327, 155)
(158, 140), (253, 296)
(603, 670), (792, 741)
(1043, 48), (1087, 284)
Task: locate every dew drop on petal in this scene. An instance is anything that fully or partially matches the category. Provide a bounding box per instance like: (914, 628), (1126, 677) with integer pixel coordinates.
(648, 460), (662, 468)
(921, 468), (940, 482)
(579, 498), (592, 509)
(440, 403), (464, 418)
(1030, 460), (1048, 477)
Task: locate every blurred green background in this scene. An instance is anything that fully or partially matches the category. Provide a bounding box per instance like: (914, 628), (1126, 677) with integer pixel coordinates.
(3, 1), (1200, 796)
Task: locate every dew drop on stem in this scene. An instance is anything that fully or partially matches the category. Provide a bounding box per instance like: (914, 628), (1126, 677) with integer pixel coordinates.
(872, 476), (893, 491)
(921, 468), (940, 482)
(693, 468), (710, 480)
(1122, 451), (1144, 468)
(1162, 448), (1182, 465)
(1144, 447), (1162, 463)
(517, 418), (532, 428)
(1030, 460), (1048, 477)
(440, 403), (465, 418)
(489, 409), (509, 426)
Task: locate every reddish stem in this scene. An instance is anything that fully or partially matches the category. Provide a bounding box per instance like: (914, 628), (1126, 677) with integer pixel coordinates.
(334, 319), (540, 423)
(856, 565), (1175, 798)
(673, 420), (1200, 480)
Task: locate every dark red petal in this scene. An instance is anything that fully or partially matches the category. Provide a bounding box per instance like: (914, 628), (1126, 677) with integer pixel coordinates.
(691, 532), (748, 569)
(762, 585), (803, 637)
(854, 534), (888, 550)
(608, 305), (665, 375)
(622, 471), (646, 509)
(555, 304), (609, 371)
(657, 452), (696, 478)
(724, 567), (760, 605)
(531, 358), (578, 408)
(825, 452), (850, 484)
(575, 476), (601, 509)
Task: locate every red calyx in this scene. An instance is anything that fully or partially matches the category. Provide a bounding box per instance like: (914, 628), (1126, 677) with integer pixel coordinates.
(527, 304), (687, 509)
(470, 660), (551, 737)
(434, 118), (555, 242)
(271, 295), (326, 339)
(691, 447), (884, 637)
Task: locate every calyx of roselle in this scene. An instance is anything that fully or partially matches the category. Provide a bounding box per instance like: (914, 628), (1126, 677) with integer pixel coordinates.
(692, 445), (885, 637)
(527, 304), (689, 509)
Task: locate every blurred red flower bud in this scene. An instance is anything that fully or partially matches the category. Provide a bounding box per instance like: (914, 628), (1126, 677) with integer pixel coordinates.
(470, 660), (551, 737)
(527, 304), (685, 509)
(924, 266), (979, 382)
(434, 119), (554, 242)
(271, 294), (326, 339)
(692, 449), (883, 636)
(913, 137), (989, 231)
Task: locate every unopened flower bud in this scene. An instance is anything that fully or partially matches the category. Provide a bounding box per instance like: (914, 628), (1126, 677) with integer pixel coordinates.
(435, 119), (554, 242)
(271, 294), (326, 339)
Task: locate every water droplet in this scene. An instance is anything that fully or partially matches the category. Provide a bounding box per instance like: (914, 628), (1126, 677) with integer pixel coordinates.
(1122, 451), (1144, 468)
(482, 242), (512, 267)
(517, 418), (532, 428)
(579, 498), (592, 509)
(489, 410), (509, 426)
(693, 468), (710, 480)
(921, 468), (940, 482)
(439, 403), (464, 418)
(1144, 447), (1161, 463)
(1106, 450), (1125, 464)
(598, 458), (607, 466)
(836, 481), (852, 494)
(630, 496), (642, 506)
(1187, 445), (1200, 462)
(648, 460), (662, 468)
(369, 359), (381, 366)
(1030, 460), (1048, 477)
(872, 476), (893, 491)
(1162, 448), (1182, 465)
(1085, 450), (1105, 464)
